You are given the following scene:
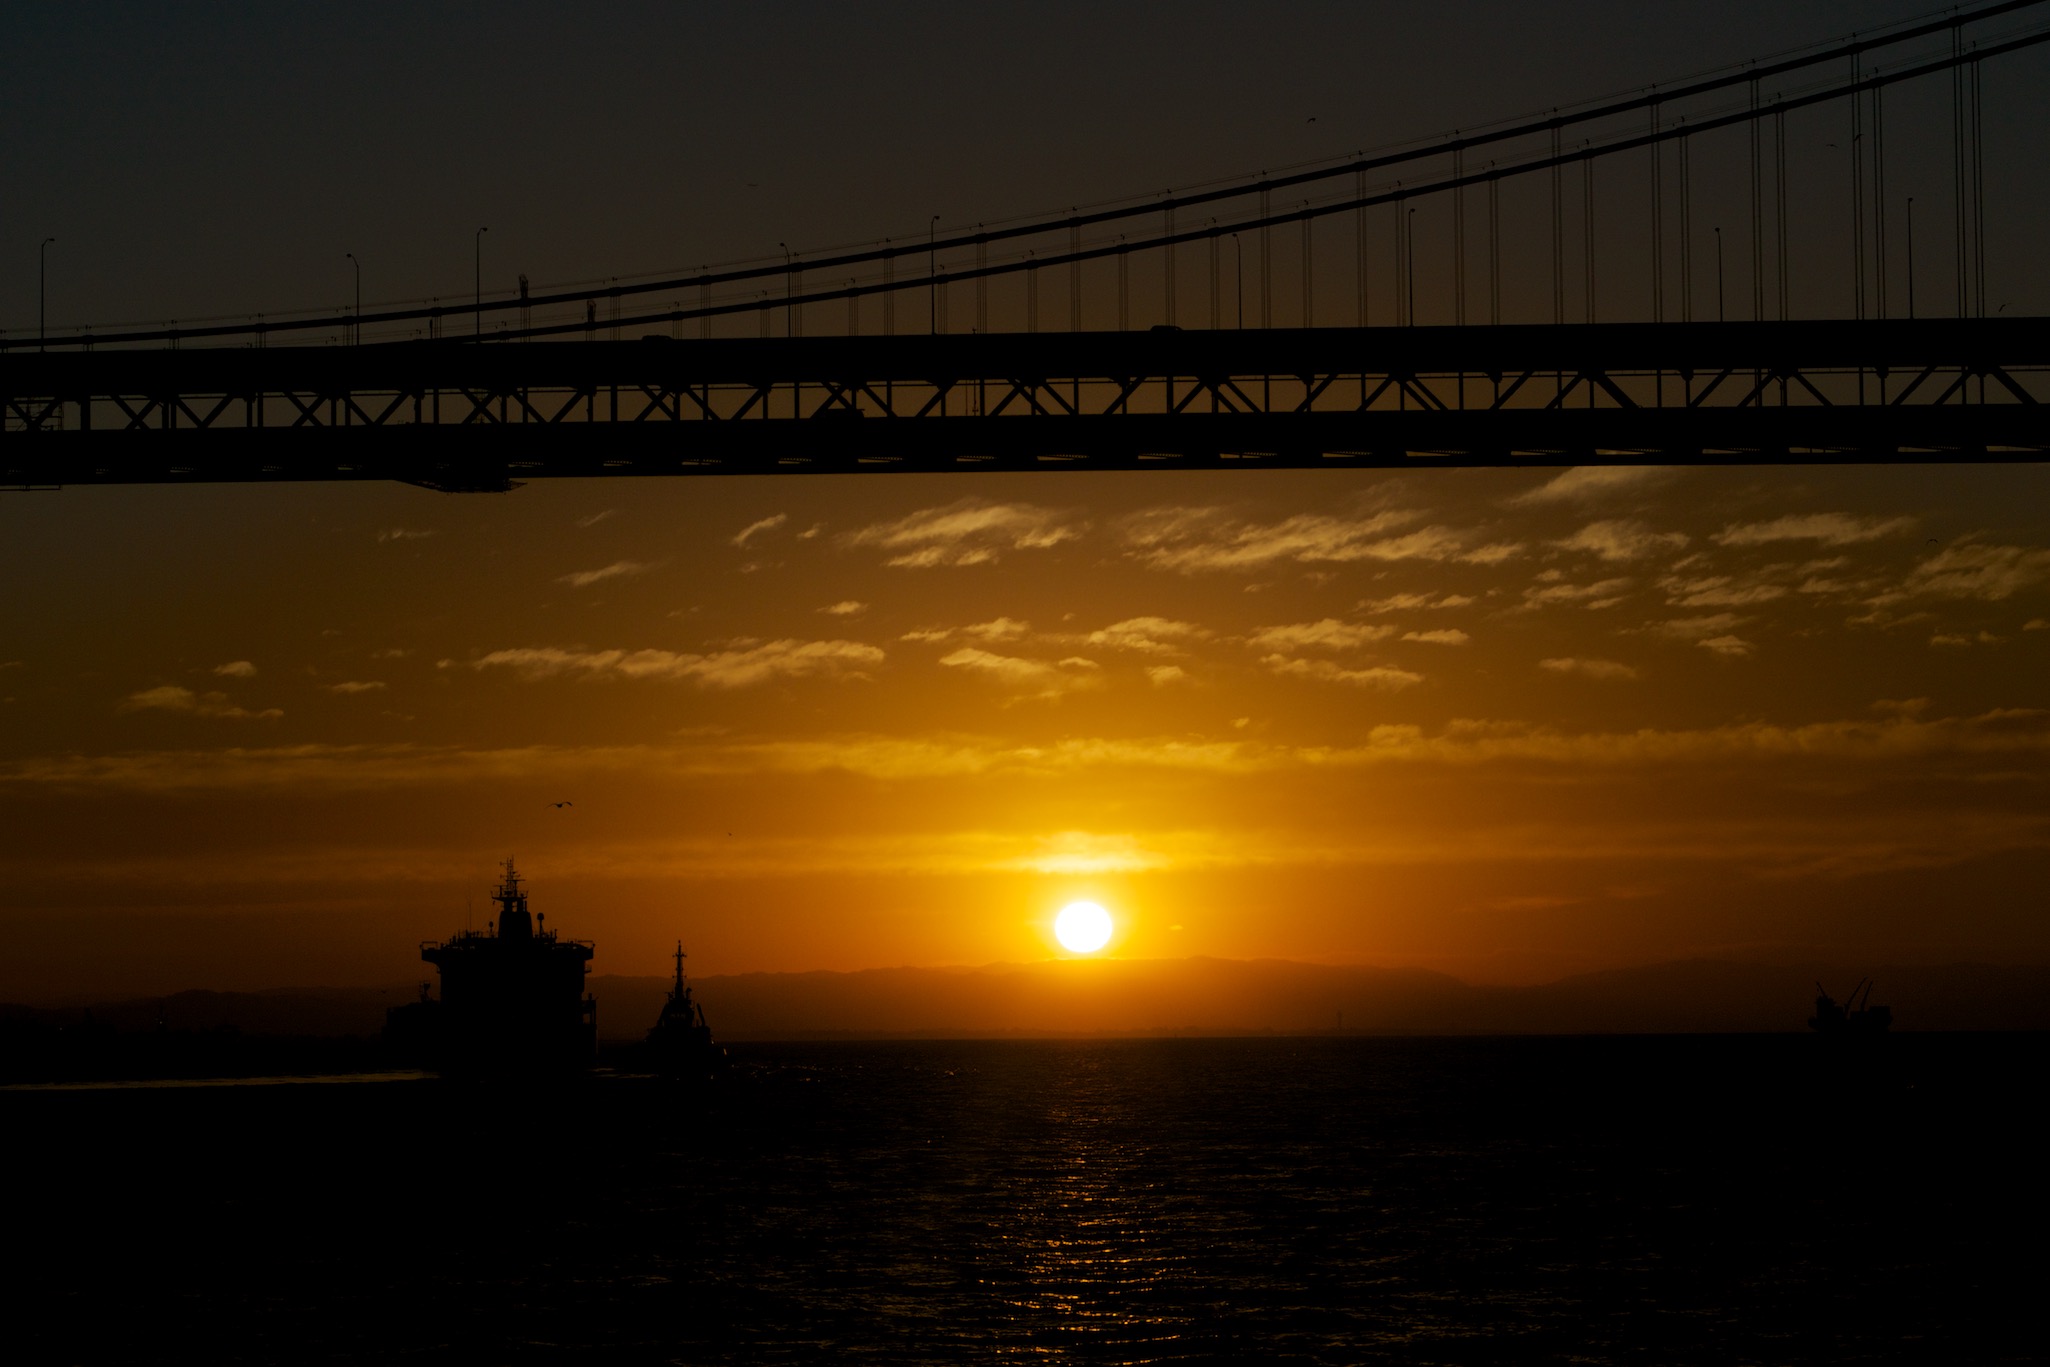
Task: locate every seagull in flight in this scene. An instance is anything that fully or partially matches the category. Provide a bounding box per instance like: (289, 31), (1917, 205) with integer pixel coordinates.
(548, 801), (573, 809)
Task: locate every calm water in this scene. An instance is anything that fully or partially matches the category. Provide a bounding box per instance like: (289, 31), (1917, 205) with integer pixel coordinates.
(6, 1036), (2043, 1364)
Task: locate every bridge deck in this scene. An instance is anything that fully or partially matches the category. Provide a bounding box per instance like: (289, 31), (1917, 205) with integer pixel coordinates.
(5, 321), (2045, 489)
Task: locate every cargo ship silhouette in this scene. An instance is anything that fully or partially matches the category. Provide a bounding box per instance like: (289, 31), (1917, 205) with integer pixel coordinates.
(385, 859), (596, 1076)
(385, 858), (726, 1079)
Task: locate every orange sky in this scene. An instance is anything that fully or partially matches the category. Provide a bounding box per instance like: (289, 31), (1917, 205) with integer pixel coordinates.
(4, 463), (2049, 1000)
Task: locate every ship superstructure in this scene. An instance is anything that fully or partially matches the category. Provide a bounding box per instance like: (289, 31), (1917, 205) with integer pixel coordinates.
(407, 859), (597, 1075)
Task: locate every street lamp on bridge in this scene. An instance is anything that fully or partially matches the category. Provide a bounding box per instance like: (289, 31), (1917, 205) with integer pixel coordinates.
(474, 227), (489, 339)
(345, 252), (360, 346)
(929, 215), (940, 335)
(39, 237), (55, 352)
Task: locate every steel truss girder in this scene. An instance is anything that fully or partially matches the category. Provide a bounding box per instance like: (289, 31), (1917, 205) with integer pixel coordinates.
(5, 322), (2047, 489)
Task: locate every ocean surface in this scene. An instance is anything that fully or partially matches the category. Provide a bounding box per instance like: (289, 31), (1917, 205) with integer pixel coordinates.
(6, 1035), (2043, 1365)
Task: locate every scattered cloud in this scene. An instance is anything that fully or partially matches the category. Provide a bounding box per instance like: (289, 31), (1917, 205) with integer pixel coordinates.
(466, 640), (884, 690)
(732, 514), (788, 547)
(1715, 513), (1913, 548)
(848, 499), (1078, 567)
(1931, 631), (2002, 648)
(557, 560), (656, 588)
(1541, 657), (1639, 681)
(1885, 541), (2050, 603)
(1698, 635), (1755, 657)
(575, 509), (618, 529)
(1123, 506), (1484, 572)
(375, 528), (434, 543)
(962, 618), (1033, 642)
(908, 617), (1033, 644)
(22, 708), (2050, 804)
(1660, 574), (1789, 608)
(1556, 520), (1689, 563)
(1261, 656), (1422, 690)
(119, 685), (281, 720)
(1461, 543), (1524, 566)
(1646, 613), (1748, 642)
(1358, 592), (1475, 613)
(325, 680), (387, 694)
(1146, 665), (1189, 686)
(938, 648), (1101, 698)
(1522, 578), (1633, 609)
(1245, 620), (1397, 652)
(213, 660), (257, 678)
(1508, 466), (1675, 506)
(797, 524), (824, 540)
(1403, 629), (1470, 646)
(1087, 617), (1210, 654)
(2026, 619), (2049, 632)
(819, 601), (869, 617)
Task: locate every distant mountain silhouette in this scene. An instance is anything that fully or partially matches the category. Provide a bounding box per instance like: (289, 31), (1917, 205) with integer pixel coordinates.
(642, 958), (2050, 1038)
(7, 959), (2048, 1043)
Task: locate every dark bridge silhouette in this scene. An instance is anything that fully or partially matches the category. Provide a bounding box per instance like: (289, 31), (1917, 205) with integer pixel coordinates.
(5, 2), (2047, 488)
(4, 322), (2045, 491)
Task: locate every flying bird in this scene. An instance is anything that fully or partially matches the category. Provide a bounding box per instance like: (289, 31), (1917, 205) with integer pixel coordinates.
(548, 801), (573, 809)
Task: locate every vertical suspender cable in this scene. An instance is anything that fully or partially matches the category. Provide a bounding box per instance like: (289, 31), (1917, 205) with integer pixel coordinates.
(1750, 75), (1765, 321)
(1300, 208), (1313, 327)
(976, 233), (988, 333)
(1679, 130), (1693, 323)
(1874, 86), (1888, 319)
(1260, 184), (1273, 328)
(1165, 203), (1177, 327)
(1973, 57), (1986, 317)
(1584, 154), (1596, 323)
(1118, 240), (1130, 330)
(1454, 147), (1467, 325)
(1651, 102), (1664, 324)
(1488, 173), (1501, 325)
(1551, 126), (1564, 323)
(1209, 226), (1221, 330)
(1775, 106), (1789, 320)
(1851, 54), (1866, 320)
(1356, 170), (1369, 326)
(1405, 203), (1416, 327)
(1953, 32), (1967, 317)
(1393, 197), (1406, 326)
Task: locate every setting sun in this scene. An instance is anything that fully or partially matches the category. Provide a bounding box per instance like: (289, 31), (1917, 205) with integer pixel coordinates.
(1054, 901), (1114, 954)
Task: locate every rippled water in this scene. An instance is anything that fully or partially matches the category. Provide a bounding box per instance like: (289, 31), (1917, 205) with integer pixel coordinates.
(7, 1036), (2042, 1363)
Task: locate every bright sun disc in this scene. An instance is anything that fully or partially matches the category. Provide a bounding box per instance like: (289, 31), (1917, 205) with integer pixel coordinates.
(1054, 901), (1113, 953)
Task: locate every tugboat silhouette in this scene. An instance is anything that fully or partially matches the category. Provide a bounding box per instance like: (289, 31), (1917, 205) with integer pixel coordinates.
(643, 940), (731, 1083)
(1809, 979), (1893, 1034)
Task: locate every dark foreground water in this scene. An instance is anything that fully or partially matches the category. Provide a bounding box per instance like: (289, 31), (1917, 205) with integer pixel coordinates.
(5, 1035), (2044, 1365)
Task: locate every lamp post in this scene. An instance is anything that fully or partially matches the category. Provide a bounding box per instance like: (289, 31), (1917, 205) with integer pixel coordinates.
(928, 215), (940, 334)
(39, 237), (55, 352)
(780, 242), (795, 338)
(474, 227), (489, 338)
(1232, 233), (1243, 330)
(1714, 226), (1725, 323)
(1906, 197), (1917, 320)
(346, 252), (360, 345)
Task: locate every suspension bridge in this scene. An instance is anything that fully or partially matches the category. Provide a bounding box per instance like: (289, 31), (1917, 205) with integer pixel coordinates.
(5, 1), (2047, 490)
